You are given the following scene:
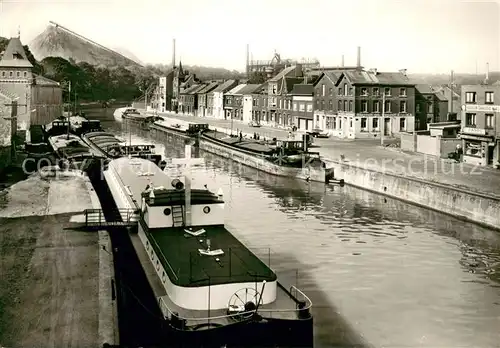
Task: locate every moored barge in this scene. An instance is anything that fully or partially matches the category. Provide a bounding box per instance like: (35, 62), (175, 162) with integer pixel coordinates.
(150, 119), (334, 183)
(81, 131), (163, 166)
(102, 150), (314, 347)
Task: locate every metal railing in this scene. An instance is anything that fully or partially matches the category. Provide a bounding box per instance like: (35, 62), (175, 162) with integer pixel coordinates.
(157, 284), (312, 326)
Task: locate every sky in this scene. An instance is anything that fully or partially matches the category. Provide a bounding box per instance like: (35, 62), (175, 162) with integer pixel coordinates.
(0, 0), (499, 74)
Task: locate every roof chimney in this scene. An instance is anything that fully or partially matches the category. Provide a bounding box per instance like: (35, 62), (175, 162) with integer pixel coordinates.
(341, 55), (344, 67)
(356, 46), (361, 68)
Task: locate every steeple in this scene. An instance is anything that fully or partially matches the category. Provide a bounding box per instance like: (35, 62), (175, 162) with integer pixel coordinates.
(0, 37), (33, 68)
(178, 60), (184, 75)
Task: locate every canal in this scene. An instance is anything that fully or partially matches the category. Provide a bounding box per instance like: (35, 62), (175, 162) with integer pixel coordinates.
(93, 107), (500, 347)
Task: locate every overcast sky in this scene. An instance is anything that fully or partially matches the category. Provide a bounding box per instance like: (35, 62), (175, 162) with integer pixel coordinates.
(1, 0), (498, 74)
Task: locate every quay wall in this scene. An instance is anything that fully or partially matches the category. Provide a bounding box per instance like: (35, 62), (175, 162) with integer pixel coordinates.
(83, 176), (119, 345)
(329, 161), (500, 230)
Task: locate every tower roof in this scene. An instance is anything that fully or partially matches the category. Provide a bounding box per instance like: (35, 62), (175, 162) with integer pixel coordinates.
(0, 37), (33, 68)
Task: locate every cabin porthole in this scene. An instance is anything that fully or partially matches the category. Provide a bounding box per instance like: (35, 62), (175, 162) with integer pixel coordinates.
(203, 206), (211, 214)
(163, 208), (171, 216)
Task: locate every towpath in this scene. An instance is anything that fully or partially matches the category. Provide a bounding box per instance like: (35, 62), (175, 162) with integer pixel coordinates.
(0, 173), (117, 347)
(148, 111), (500, 198)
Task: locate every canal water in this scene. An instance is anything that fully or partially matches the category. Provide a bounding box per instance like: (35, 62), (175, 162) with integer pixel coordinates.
(94, 108), (500, 347)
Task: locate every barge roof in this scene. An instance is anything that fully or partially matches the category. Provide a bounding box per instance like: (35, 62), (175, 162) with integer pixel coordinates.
(145, 224), (277, 287)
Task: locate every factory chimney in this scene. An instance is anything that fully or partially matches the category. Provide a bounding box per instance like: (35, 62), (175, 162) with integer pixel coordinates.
(356, 46), (361, 68)
(485, 62), (490, 84)
(341, 55), (344, 67)
(246, 44), (250, 78)
(172, 39), (176, 68)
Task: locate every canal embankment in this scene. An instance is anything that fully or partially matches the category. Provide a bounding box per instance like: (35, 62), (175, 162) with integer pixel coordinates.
(146, 111), (500, 230)
(0, 170), (118, 347)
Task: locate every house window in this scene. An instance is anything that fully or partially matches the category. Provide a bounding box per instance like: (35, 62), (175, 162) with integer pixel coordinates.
(485, 92), (494, 104)
(343, 83), (348, 95)
(321, 100), (324, 110)
(348, 100), (353, 112)
(373, 88), (379, 96)
(338, 100), (342, 111)
(23, 71), (27, 77)
(486, 114), (494, 128)
(329, 100), (333, 110)
(399, 101), (407, 113)
(343, 100), (348, 111)
(350, 119), (353, 128)
(293, 102), (297, 111)
(349, 87), (353, 96)
(329, 88), (333, 96)
(272, 85), (277, 94)
(361, 117), (367, 131)
(361, 87), (368, 96)
(400, 118), (406, 131)
(465, 92), (476, 103)
(384, 87), (391, 96)
(400, 88), (406, 96)
(372, 118), (379, 129)
(1, 71), (4, 77)
(464, 141), (481, 157)
(361, 100), (368, 112)
(322, 85), (325, 97)
(16, 71), (20, 77)
(338, 87), (342, 95)
(465, 113), (476, 126)
(428, 102), (433, 113)
(9, 71), (12, 77)
(373, 101), (380, 113)
(416, 103), (421, 113)
(384, 100), (391, 113)
(306, 103), (312, 112)
(299, 103), (305, 111)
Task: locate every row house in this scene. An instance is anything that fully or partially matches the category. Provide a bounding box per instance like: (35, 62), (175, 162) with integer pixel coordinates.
(415, 84), (448, 126)
(266, 65), (304, 127)
(197, 81), (220, 117)
(250, 82), (269, 124)
(223, 84), (246, 120)
(313, 71), (342, 131)
(179, 84), (206, 115)
(240, 84), (263, 123)
(209, 80), (238, 119)
(290, 84), (315, 130)
(332, 70), (416, 139)
(461, 84), (500, 167)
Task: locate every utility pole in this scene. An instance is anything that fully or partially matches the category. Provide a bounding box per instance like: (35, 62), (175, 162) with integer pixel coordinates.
(380, 93), (385, 146)
(66, 81), (71, 139)
(449, 70), (454, 119)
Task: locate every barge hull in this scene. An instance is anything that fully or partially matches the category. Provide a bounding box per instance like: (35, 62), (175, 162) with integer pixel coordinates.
(199, 135), (328, 183)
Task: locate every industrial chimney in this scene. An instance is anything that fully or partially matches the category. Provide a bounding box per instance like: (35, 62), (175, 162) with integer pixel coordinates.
(485, 62), (490, 84)
(172, 38), (176, 68)
(246, 44), (250, 78)
(341, 55), (344, 67)
(356, 46), (361, 68)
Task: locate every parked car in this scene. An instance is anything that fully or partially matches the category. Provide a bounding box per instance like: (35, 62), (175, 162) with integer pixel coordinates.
(307, 128), (330, 138)
(248, 121), (261, 127)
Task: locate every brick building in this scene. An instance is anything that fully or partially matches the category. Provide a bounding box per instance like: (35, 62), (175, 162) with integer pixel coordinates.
(179, 84), (206, 115)
(266, 65), (304, 127)
(461, 84), (500, 167)
(210, 80), (238, 119)
(333, 69), (416, 139)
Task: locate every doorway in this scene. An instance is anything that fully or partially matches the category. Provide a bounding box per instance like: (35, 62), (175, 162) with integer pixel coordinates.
(487, 145), (494, 165)
(384, 118), (390, 136)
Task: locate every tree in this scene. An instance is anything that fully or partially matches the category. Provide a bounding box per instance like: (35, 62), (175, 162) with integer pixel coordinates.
(248, 71), (267, 84)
